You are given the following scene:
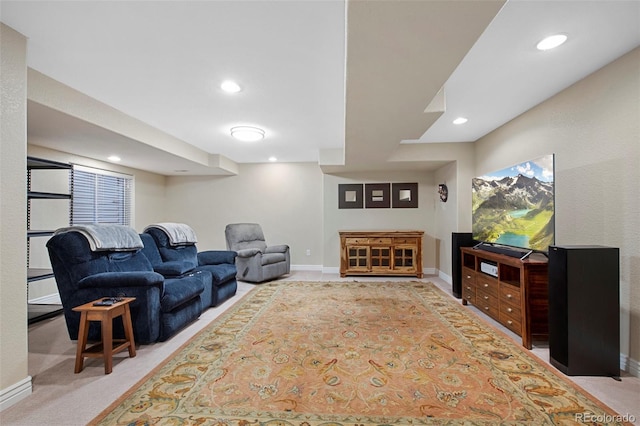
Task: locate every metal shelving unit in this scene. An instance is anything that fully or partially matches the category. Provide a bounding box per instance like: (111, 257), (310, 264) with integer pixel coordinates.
(27, 156), (72, 324)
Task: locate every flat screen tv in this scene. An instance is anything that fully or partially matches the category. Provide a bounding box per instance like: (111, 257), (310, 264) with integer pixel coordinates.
(472, 154), (555, 253)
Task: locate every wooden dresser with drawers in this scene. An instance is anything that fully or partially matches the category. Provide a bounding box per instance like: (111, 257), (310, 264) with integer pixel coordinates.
(460, 247), (549, 349)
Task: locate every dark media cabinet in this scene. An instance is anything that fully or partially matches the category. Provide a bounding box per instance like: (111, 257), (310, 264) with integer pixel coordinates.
(461, 247), (549, 349)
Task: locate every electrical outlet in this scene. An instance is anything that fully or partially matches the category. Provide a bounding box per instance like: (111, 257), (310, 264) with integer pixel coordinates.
(306, 249), (311, 256)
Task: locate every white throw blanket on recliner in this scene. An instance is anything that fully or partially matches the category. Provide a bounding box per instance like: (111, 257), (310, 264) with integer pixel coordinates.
(54, 224), (143, 252)
(144, 222), (198, 246)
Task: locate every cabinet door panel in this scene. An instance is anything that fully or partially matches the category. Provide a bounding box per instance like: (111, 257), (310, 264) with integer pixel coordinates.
(393, 245), (415, 271)
(370, 247), (391, 270)
(347, 246), (370, 272)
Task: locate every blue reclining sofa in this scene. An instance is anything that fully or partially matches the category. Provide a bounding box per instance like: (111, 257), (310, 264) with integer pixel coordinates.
(46, 223), (237, 344)
(141, 223), (238, 309)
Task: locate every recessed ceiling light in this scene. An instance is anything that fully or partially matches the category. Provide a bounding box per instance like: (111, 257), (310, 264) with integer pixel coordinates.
(230, 126), (265, 142)
(268, 156), (277, 162)
(107, 155), (121, 162)
(221, 80), (241, 93)
(453, 117), (468, 125)
(536, 34), (568, 51)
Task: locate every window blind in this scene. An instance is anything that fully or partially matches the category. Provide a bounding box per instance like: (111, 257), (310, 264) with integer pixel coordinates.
(71, 165), (133, 226)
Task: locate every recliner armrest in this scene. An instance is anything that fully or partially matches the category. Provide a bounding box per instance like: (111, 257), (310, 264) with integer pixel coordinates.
(78, 271), (164, 289)
(198, 250), (237, 265)
(265, 245), (289, 254)
(153, 261), (195, 277)
(236, 248), (262, 258)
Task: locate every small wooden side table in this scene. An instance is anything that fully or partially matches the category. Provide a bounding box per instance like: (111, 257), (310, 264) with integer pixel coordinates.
(72, 297), (136, 374)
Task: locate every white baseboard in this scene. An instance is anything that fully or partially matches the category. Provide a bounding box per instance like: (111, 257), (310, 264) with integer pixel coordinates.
(28, 293), (61, 304)
(291, 264), (323, 271)
(423, 267), (437, 276)
(0, 376), (32, 412)
(322, 266), (340, 274)
(438, 270), (452, 284)
(621, 353), (640, 377)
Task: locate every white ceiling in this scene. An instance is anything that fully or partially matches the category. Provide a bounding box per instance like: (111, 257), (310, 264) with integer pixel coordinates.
(417, 0), (640, 144)
(1, 0), (639, 175)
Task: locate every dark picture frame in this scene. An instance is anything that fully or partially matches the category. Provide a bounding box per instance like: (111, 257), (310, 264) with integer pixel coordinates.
(365, 183), (391, 208)
(392, 182), (418, 208)
(338, 184), (364, 209)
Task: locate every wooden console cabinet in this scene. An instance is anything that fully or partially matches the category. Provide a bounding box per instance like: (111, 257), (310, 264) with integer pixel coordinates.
(339, 230), (423, 278)
(460, 247), (549, 349)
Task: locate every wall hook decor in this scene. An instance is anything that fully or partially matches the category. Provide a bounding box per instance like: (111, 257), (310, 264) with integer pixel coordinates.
(438, 184), (448, 202)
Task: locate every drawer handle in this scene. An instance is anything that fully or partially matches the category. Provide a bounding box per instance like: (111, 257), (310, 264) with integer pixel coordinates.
(484, 307), (490, 311)
(506, 294), (513, 299)
(466, 286), (471, 290)
(483, 283), (489, 288)
(483, 296), (489, 300)
(507, 320), (513, 325)
(507, 308), (513, 313)
(466, 275), (471, 279)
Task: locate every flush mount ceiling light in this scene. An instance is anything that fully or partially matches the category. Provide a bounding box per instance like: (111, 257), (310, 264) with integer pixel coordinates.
(268, 156), (277, 162)
(230, 126), (265, 142)
(536, 34), (568, 51)
(453, 117), (468, 125)
(221, 80), (241, 93)
(107, 155), (121, 162)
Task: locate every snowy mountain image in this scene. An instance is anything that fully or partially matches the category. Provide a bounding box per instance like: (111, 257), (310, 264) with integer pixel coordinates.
(472, 156), (555, 251)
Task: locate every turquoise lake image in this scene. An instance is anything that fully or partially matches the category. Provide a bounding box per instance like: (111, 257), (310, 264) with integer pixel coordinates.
(496, 232), (529, 247)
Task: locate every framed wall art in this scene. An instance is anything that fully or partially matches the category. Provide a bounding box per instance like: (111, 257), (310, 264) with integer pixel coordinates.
(392, 182), (418, 208)
(338, 184), (364, 209)
(365, 183), (391, 208)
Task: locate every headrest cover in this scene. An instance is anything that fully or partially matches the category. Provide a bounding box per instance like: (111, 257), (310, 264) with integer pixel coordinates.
(144, 222), (198, 246)
(54, 224), (143, 252)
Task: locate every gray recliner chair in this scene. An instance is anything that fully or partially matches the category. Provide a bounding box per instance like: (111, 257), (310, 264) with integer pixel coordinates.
(224, 223), (290, 283)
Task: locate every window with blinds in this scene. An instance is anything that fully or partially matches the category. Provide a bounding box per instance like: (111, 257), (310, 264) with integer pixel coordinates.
(71, 165), (133, 226)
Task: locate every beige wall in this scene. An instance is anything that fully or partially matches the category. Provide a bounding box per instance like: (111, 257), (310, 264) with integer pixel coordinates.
(433, 161), (459, 280)
(0, 23), (30, 407)
(164, 162), (324, 266)
(474, 47), (640, 370)
(322, 171), (436, 270)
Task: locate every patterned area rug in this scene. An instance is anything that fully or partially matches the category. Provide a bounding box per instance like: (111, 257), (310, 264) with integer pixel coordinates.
(91, 281), (628, 425)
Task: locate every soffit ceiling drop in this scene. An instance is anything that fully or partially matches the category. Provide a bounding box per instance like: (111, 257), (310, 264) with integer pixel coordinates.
(1, 0), (638, 175)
